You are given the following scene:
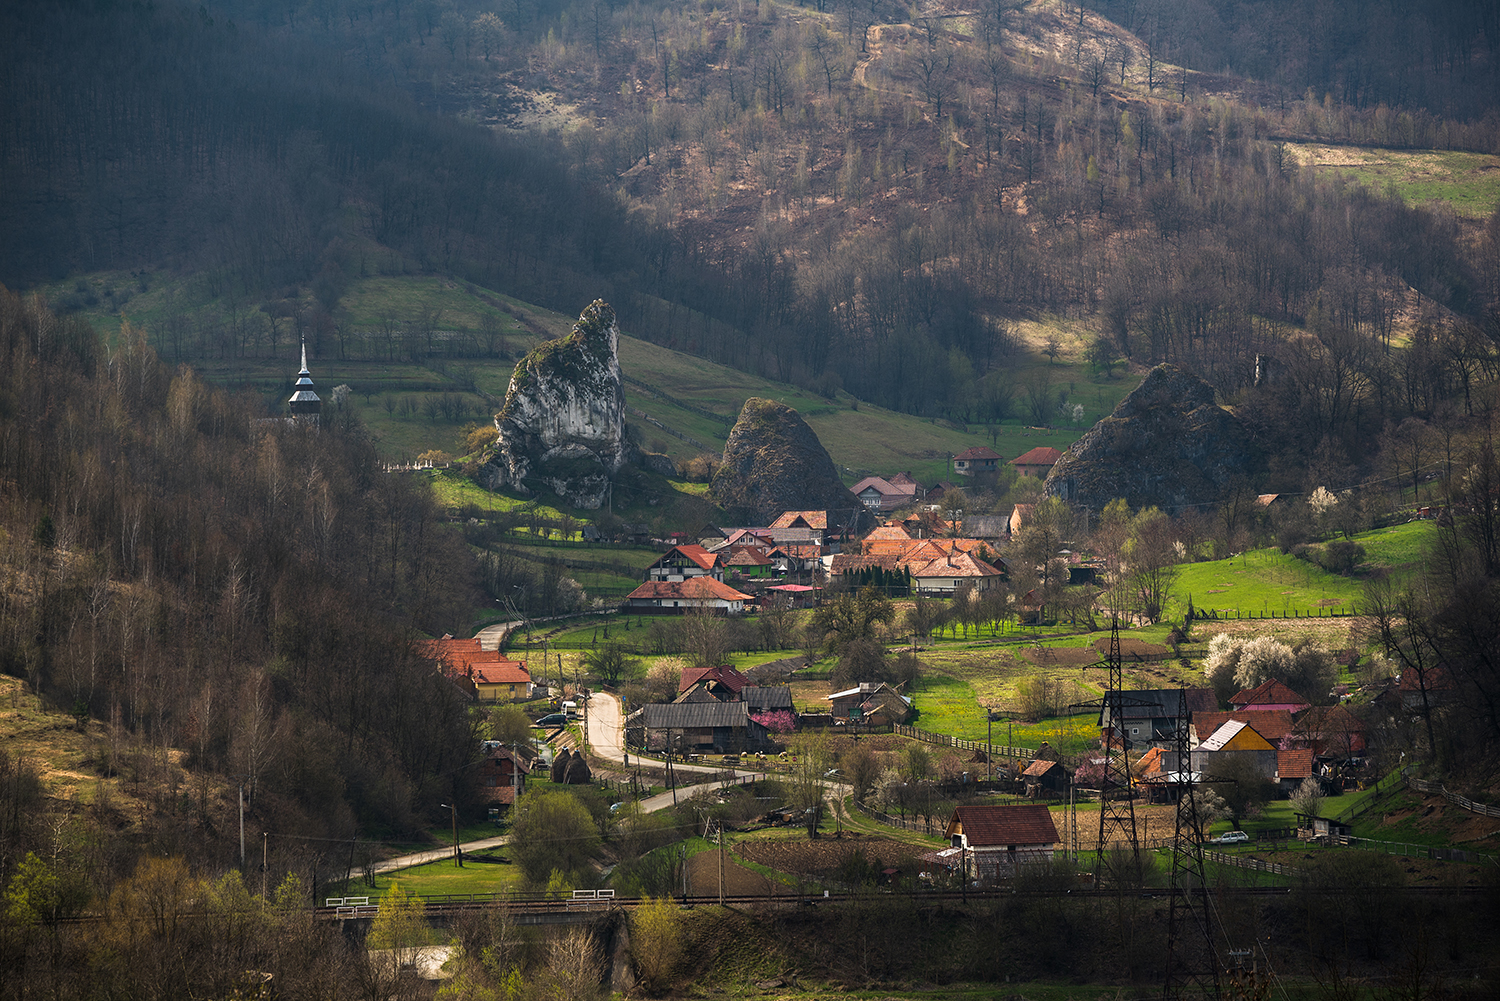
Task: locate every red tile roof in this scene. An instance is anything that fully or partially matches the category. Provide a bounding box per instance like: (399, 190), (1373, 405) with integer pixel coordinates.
(723, 546), (773, 567)
(1011, 446), (1063, 466)
(954, 446), (1002, 461)
(1193, 710), (1296, 744)
(471, 661), (532, 685)
(1277, 749), (1315, 780)
(946, 804), (1060, 847)
(626, 578), (754, 601)
(679, 664), (749, 694)
(655, 544), (720, 571)
(1230, 679), (1312, 708)
(770, 510), (829, 530)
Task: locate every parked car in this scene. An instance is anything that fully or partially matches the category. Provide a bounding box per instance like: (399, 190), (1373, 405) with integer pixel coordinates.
(532, 713), (569, 728)
(1211, 830), (1250, 844)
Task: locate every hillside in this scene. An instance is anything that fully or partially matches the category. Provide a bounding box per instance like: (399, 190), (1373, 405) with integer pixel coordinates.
(44, 271), (1141, 482)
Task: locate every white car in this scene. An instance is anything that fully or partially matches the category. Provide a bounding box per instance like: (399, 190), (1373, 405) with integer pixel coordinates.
(1212, 831), (1250, 845)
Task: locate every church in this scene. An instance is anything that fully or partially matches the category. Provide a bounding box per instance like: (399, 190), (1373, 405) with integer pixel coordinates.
(287, 340), (321, 423)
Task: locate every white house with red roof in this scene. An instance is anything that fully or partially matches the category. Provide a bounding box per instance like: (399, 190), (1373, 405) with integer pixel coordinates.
(1010, 446), (1063, 478)
(850, 475), (920, 512)
(647, 544), (723, 582)
(943, 804), (1060, 880)
(952, 446), (1002, 476)
(624, 576), (754, 614)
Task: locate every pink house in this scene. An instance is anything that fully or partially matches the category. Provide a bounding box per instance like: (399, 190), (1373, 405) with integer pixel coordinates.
(1230, 679), (1312, 714)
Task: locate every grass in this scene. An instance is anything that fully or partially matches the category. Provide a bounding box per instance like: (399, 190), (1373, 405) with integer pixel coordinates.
(1171, 520), (1437, 622)
(43, 269), (1131, 482)
(1171, 546), (1365, 619)
(1287, 144), (1500, 218)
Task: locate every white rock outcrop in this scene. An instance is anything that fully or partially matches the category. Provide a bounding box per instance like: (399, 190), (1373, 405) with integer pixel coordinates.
(481, 300), (627, 508)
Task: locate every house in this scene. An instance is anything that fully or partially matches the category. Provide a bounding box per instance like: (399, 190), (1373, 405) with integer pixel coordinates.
(679, 664), (750, 698)
(862, 524), (916, 555)
(850, 476), (919, 512)
(770, 510), (830, 539)
(943, 804), (1060, 880)
(468, 659), (536, 702)
(624, 577), (754, 614)
(722, 545), (774, 577)
(1010, 446), (1063, 479)
(476, 742), (533, 805)
(1230, 679), (1312, 713)
(906, 550), (1005, 595)
(1287, 705), (1368, 758)
(1021, 757), (1070, 796)
(952, 446), (1002, 477)
(1008, 503), (1034, 538)
(961, 514), (1010, 542)
(1098, 688), (1219, 747)
(415, 638), (534, 701)
(632, 701), (770, 753)
(827, 682), (914, 724)
(1189, 720), (1278, 781)
(647, 544), (723, 582)
(1275, 748), (1316, 795)
(742, 685), (794, 713)
(1397, 666), (1457, 710)
(1191, 710), (1296, 747)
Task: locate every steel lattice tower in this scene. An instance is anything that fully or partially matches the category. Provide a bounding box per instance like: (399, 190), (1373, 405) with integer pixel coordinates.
(1163, 687), (1222, 1001)
(1078, 617), (1142, 887)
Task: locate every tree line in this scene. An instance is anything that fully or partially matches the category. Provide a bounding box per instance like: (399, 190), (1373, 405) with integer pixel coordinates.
(0, 286), (490, 900)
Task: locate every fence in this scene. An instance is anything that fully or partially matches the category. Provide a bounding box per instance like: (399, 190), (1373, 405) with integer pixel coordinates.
(1332, 765), (1410, 824)
(1203, 849), (1300, 877)
(625, 404), (717, 453)
(894, 723), (1036, 763)
(1340, 836), (1500, 866)
(1407, 775), (1500, 820)
(851, 798), (944, 836)
(1196, 606), (1361, 621)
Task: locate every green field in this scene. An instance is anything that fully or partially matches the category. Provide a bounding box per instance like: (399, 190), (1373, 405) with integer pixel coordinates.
(1170, 520), (1435, 620)
(40, 271), (1140, 484)
(1289, 144), (1500, 218)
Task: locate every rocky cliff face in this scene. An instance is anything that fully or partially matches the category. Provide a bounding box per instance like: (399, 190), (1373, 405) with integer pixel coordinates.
(711, 398), (870, 528)
(481, 300), (627, 509)
(1043, 364), (1262, 513)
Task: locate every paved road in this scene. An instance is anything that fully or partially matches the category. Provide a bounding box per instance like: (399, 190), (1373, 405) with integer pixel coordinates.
(373, 835), (510, 875)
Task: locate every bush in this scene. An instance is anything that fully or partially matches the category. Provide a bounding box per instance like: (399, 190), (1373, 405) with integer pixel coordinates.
(1316, 539), (1366, 575)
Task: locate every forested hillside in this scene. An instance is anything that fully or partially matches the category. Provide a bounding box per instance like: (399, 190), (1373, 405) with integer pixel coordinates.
(4, 0), (1497, 499)
(0, 287), (483, 888)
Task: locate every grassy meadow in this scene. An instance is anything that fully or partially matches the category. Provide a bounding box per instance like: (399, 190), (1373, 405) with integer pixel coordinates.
(41, 270), (1141, 485)
(1288, 144), (1500, 218)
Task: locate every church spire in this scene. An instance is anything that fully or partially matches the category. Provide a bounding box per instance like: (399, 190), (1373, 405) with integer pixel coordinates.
(288, 336), (322, 420)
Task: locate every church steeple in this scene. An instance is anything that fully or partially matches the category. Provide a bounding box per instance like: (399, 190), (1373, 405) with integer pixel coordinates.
(288, 338), (322, 420)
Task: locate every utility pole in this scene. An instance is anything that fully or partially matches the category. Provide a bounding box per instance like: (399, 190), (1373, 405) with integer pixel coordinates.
(717, 821), (725, 905)
(239, 784), (246, 869)
(262, 832), (268, 899)
(441, 802), (461, 866)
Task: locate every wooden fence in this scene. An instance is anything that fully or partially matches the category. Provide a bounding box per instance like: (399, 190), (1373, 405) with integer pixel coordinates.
(851, 799), (945, 836)
(1407, 775), (1500, 820)
(893, 723), (1035, 763)
(1203, 849), (1300, 877)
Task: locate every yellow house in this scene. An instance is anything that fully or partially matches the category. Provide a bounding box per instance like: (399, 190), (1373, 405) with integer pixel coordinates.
(1197, 719), (1275, 752)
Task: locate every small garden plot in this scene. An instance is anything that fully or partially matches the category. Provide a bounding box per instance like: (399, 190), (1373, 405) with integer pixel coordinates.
(1019, 646), (1099, 667)
(737, 836), (933, 883)
(1094, 637), (1172, 660)
(685, 850), (795, 896)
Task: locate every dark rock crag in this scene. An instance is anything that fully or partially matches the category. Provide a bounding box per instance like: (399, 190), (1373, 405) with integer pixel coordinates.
(710, 398), (871, 529)
(1043, 364), (1262, 513)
